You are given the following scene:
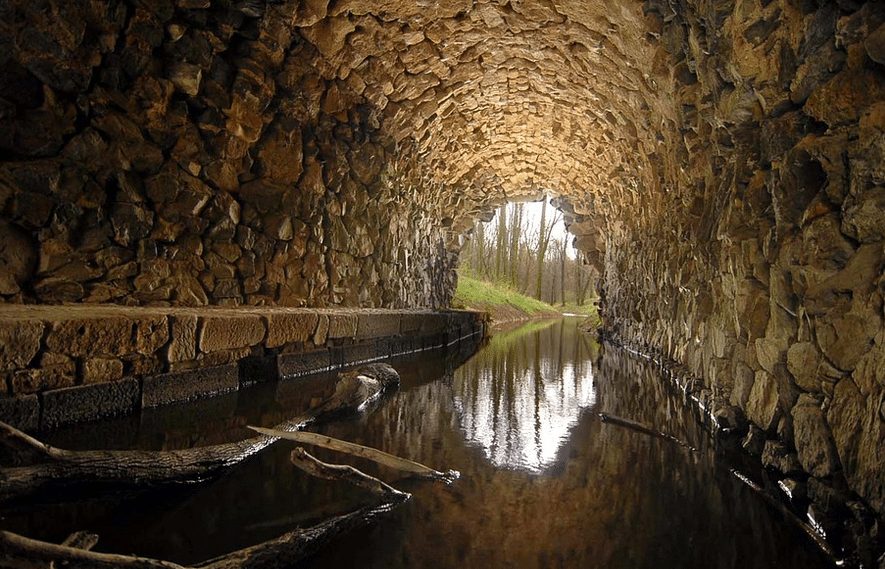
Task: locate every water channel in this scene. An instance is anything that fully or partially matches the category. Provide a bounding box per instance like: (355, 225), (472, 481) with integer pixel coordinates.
(2, 317), (833, 568)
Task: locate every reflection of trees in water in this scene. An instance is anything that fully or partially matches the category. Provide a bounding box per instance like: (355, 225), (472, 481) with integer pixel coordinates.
(452, 319), (599, 471)
(311, 319), (830, 569)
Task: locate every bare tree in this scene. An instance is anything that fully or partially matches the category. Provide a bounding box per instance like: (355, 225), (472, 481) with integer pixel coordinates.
(494, 205), (507, 280)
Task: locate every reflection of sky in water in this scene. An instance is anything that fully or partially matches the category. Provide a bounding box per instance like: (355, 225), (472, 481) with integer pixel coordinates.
(454, 356), (596, 473)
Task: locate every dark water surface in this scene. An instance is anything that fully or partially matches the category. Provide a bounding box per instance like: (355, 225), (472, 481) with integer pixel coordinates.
(2, 318), (832, 568)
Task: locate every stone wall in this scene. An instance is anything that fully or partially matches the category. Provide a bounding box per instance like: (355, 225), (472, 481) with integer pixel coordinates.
(0, 0), (455, 309)
(0, 305), (484, 430)
(598, 0), (885, 535)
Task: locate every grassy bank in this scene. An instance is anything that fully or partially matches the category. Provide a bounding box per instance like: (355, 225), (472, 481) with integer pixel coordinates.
(451, 274), (561, 324)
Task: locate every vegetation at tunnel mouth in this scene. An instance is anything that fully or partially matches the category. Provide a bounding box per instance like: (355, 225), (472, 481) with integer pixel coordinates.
(452, 273), (599, 326)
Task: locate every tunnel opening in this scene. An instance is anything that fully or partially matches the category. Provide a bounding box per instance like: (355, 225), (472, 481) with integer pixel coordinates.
(454, 196), (599, 318)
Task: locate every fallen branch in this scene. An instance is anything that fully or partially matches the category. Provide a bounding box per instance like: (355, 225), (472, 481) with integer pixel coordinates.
(598, 412), (696, 451)
(248, 426), (458, 481)
(46, 532), (100, 569)
(0, 502), (398, 569)
(290, 448), (410, 502)
(0, 364), (401, 504)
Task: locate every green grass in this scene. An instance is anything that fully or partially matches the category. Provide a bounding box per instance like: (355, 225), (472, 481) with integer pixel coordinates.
(452, 273), (602, 327)
(452, 274), (558, 317)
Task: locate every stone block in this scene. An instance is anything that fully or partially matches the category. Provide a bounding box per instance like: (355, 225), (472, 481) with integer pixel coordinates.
(339, 342), (384, 366)
(45, 318), (134, 357)
(0, 395), (39, 431)
(326, 313), (357, 340)
(792, 394), (840, 478)
(199, 314), (265, 353)
(0, 320), (44, 370)
(313, 315), (330, 345)
(786, 342), (823, 392)
(356, 313), (400, 339)
(135, 315), (169, 355)
(418, 314), (448, 336)
(746, 370), (780, 431)
(168, 314), (198, 362)
(197, 346), (253, 367)
(11, 352), (75, 394)
(399, 313), (424, 334)
(84, 356), (125, 384)
(142, 364), (238, 407)
(265, 312), (319, 348)
(41, 378), (140, 429)
(277, 350), (332, 379)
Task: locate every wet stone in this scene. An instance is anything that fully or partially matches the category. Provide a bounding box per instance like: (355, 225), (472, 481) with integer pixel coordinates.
(41, 378), (140, 430)
(0, 394), (40, 431)
(277, 350), (332, 379)
(142, 364), (239, 407)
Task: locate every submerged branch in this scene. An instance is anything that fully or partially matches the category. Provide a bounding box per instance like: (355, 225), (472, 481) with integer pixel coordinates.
(248, 426), (458, 481)
(290, 448), (410, 502)
(597, 413), (696, 451)
(0, 502), (398, 569)
(0, 364), (401, 504)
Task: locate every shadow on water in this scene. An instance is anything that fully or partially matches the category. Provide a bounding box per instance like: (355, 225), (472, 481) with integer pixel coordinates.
(1, 318), (833, 568)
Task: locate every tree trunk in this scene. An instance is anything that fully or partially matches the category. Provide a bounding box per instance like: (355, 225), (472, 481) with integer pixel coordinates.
(559, 240), (566, 306)
(494, 206), (506, 280)
(508, 203), (522, 287)
(0, 502), (396, 569)
(534, 199), (547, 300)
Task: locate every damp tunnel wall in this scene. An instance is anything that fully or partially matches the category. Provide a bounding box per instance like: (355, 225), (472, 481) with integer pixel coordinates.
(0, 0), (884, 526)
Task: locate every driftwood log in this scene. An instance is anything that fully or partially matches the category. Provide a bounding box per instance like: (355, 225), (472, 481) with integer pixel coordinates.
(0, 387), (456, 569)
(0, 363), (401, 504)
(249, 426), (459, 481)
(0, 501), (398, 569)
(597, 412), (696, 451)
(289, 448), (410, 502)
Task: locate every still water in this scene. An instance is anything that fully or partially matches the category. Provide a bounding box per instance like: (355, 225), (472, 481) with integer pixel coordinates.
(2, 318), (832, 568)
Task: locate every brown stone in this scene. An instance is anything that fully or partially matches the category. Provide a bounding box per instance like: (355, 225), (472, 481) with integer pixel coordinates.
(804, 69), (885, 126)
(816, 311), (879, 372)
(787, 341), (824, 392)
(747, 370), (780, 431)
(46, 318), (133, 357)
(842, 187), (885, 243)
(135, 316), (170, 354)
(0, 320), (44, 370)
(199, 314), (265, 353)
(327, 312), (357, 340)
(864, 23), (885, 65)
(168, 314), (198, 363)
(792, 393), (840, 478)
(356, 312), (401, 339)
(34, 277), (85, 302)
(0, 221), (36, 295)
(168, 62), (202, 96)
(265, 312), (320, 348)
(84, 356), (125, 384)
(12, 352), (75, 393)
(828, 378), (885, 513)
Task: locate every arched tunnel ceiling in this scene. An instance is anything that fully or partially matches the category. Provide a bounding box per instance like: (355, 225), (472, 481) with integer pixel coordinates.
(290, 0), (673, 220)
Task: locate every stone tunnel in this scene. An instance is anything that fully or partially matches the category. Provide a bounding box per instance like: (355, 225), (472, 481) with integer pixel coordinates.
(0, 0), (884, 548)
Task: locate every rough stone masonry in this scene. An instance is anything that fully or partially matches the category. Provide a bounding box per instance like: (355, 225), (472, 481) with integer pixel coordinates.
(0, 0), (883, 546)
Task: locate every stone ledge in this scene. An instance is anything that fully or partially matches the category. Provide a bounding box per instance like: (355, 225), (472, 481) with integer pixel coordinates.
(0, 306), (484, 430)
